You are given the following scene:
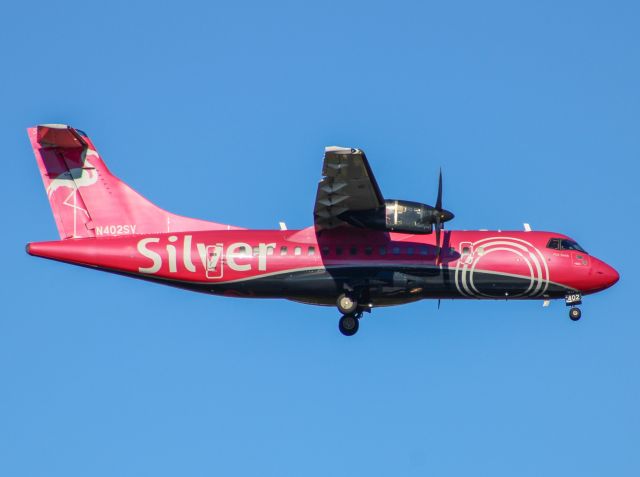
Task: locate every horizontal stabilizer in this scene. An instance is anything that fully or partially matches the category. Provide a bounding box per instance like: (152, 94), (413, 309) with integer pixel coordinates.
(36, 124), (86, 149)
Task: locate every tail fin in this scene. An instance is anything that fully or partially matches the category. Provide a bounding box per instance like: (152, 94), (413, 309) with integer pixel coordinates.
(28, 124), (243, 239)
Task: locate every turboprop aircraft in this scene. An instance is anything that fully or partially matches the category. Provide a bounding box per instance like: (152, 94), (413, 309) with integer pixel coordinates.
(26, 124), (619, 335)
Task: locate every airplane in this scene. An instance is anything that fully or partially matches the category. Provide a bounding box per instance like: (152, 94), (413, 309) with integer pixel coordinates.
(26, 124), (619, 336)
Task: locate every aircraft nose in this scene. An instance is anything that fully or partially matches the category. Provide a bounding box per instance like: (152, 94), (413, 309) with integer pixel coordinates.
(593, 259), (619, 290)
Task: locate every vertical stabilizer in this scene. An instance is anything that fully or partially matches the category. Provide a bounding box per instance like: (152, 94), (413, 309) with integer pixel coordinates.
(29, 124), (243, 239)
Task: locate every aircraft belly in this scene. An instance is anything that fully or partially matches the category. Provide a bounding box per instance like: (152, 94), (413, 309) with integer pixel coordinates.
(197, 266), (569, 302)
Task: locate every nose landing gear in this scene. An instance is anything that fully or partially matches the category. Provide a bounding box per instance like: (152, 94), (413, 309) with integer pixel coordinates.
(565, 292), (583, 322)
(569, 307), (582, 321)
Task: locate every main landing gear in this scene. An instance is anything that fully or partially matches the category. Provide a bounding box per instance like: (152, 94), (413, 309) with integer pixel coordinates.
(337, 293), (358, 315)
(336, 293), (364, 336)
(339, 314), (360, 336)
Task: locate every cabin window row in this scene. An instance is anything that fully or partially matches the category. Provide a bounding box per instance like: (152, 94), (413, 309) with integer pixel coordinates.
(248, 246), (316, 256)
(242, 245), (441, 257)
(320, 245), (436, 257)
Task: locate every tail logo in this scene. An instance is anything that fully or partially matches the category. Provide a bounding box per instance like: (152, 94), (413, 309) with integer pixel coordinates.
(46, 148), (100, 238)
(46, 149), (99, 197)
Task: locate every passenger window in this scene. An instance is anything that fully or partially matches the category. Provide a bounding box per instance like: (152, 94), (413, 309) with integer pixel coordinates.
(407, 247), (414, 256)
(321, 246), (329, 255)
(462, 246), (471, 256)
(364, 246), (372, 256)
(336, 247), (343, 256)
(379, 246), (387, 256)
(392, 246), (400, 255)
(267, 246), (275, 256)
(308, 246), (316, 256)
(350, 246), (357, 256)
(280, 246), (288, 256)
(294, 246), (302, 256)
(419, 246), (428, 256)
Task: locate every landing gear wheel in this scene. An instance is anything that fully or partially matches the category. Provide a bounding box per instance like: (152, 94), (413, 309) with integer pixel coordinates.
(339, 314), (359, 336)
(569, 307), (582, 321)
(337, 293), (358, 315)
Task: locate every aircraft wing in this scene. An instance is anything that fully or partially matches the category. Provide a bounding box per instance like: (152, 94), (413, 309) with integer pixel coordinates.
(314, 146), (385, 230)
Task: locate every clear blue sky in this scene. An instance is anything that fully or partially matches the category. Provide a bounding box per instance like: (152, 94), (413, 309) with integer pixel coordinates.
(1, 1), (638, 475)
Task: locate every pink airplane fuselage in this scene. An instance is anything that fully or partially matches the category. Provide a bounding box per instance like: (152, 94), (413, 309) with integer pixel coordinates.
(27, 227), (619, 307)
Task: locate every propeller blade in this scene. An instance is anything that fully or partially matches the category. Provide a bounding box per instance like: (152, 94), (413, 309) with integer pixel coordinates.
(435, 215), (441, 259)
(432, 167), (453, 265)
(436, 168), (443, 211)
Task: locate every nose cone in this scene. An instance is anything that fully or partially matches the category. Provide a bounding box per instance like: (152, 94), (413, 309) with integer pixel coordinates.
(592, 259), (620, 291)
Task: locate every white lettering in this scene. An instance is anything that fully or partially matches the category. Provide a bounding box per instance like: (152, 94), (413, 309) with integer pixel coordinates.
(138, 238), (162, 273)
(137, 238), (279, 276)
(207, 244), (223, 271)
(96, 224), (138, 236)
(167, 236), (178, 273)
(197, 243), (209, 268)
(258, 242), (276, 271)
(227, 242), (252, 271)
(183, 235), (196, 272)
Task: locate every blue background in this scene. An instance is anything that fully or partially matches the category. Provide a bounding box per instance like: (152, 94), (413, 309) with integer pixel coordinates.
(1, 1), (638, 475)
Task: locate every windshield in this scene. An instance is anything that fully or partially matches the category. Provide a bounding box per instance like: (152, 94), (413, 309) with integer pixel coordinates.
(561, 239), (587, 253)
(546, 238), (588, 254)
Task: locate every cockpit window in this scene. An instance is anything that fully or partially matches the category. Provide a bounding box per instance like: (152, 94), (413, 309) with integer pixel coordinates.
(560, 239), (587, 253)
(547, 238), (587, 253)
(547, 239), (561, 250)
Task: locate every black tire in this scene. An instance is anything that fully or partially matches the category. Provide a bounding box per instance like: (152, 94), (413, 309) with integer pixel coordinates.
(336, 293), (358, 315)
(339, 314), (359, 336)
(569, 307), (582, 321)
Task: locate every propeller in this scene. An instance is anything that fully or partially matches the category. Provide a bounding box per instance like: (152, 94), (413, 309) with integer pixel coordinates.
(433, 168), (454, 261)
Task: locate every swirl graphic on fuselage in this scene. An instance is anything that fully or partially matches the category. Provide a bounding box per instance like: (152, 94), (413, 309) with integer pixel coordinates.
(454, 237), (549, 298)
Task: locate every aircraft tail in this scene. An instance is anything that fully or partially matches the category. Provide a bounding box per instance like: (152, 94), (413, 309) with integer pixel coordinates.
(28, 124), (243, 239)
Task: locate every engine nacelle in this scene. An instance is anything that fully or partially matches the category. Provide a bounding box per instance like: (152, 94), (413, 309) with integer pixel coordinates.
(339, 199), (436, 234)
